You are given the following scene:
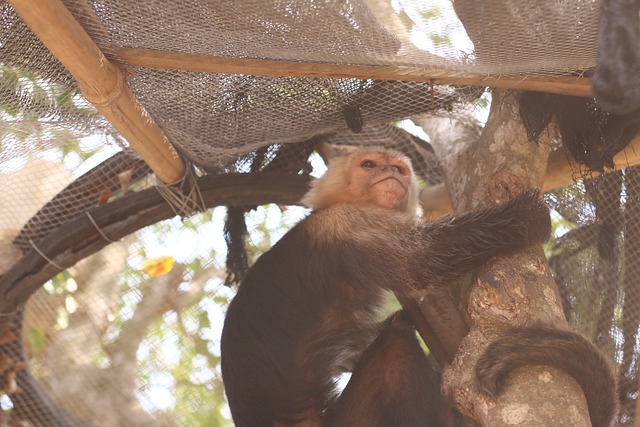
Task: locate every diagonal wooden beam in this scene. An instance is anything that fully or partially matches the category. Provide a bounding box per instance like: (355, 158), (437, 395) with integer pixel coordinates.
(421, 134), (640, 216)
(112, 47), (594, 98)
(8, 0), (186, 185)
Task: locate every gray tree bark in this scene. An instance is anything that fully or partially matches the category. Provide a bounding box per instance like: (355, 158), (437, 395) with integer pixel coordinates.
(422, 90), (592, 426)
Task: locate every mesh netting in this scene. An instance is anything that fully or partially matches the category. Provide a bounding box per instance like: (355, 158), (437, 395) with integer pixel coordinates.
(546, 169), (640, 422)
(124, 69), (470, 166)
(0, 0), (637, 425)
(65, 0), (599, 74)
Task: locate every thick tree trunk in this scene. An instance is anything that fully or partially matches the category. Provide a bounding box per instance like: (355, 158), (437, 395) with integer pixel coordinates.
(428, 90), (592, 426)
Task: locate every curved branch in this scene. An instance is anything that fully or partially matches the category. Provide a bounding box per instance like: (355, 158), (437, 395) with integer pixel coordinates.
(0, 172), (310, 335)
(13, 151), (151, 252)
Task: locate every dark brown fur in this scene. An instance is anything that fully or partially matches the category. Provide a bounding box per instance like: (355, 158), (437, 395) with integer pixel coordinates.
(325, 311), (454, 427)
(476, 325), (619, 427)
(220, 186), (550, 426)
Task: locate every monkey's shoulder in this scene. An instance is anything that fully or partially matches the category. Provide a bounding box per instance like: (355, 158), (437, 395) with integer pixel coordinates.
(237, 216), (334, 288)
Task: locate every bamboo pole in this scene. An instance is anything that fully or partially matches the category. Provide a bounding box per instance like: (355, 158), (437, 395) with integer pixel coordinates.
(8, 0), (186, 185)
(112, 47), (594, 98)
(421, 135), (640, 216)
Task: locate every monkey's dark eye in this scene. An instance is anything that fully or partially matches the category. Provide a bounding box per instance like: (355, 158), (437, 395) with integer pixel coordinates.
(361, 160), (376, 168)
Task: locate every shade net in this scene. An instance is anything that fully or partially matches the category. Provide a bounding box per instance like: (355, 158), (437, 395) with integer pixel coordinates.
(0, 0), (636, 425)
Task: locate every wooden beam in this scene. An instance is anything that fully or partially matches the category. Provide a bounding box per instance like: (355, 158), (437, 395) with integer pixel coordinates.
(112, 47), (594, 98)
(8, 0), (186, 184)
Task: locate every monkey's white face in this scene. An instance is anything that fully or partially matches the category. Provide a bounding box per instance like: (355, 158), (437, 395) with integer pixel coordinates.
(346, 151), (412, 211)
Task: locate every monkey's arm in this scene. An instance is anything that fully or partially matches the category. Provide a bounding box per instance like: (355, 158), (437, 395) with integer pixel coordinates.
(316, 189), (550, 294)
(414, 189), (551, 285)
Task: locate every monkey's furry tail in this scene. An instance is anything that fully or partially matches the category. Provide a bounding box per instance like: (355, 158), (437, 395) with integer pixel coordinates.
(475, 325), (618, 427)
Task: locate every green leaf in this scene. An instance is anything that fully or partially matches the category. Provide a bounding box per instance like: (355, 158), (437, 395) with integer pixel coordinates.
(421, 6), (443, 21)
(28, 326), (46, 355)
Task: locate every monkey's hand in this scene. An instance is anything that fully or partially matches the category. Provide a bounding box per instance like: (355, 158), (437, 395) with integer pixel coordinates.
(503, 189), (552, 246)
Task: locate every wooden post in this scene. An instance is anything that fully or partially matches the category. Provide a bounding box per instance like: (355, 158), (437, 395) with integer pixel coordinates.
(8, 0), (186, 185)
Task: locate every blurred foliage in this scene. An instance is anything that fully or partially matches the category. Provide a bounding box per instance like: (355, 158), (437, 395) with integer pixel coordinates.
(25, 204), (307, 426)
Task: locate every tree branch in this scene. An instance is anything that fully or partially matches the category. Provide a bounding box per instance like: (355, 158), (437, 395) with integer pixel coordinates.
(0, 172), (310, 335)
(437, 90), (591, 426)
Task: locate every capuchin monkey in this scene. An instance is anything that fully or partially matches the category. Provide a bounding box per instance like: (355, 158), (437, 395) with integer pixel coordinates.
(324, 309), (453, 427)
(221, 147), (615, 426)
